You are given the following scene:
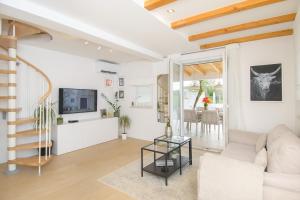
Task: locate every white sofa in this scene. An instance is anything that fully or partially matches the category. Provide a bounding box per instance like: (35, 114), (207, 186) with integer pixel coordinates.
(198, 125), (300, 200)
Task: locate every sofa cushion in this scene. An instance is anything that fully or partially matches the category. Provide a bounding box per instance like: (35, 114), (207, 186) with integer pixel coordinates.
(229, 129), (260, 146)
(264, 172), (300, 193)
(267, 124), (293, 150)
(267, 134), (300, 174)
(256, 134), (267, 153)
(264, 185), (300, 200)
(222, 142), (256, 162)
(199, 154), (264, 200)
(255, 148), (267, 170)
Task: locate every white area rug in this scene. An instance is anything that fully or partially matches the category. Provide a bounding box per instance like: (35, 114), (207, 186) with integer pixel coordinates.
(98, 151), (203, 200)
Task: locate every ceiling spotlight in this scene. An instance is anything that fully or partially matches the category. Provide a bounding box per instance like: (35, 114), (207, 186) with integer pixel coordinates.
(97, 46), (102, 50)
(84, 41), (89, 45)
(167, 9), (175, 13)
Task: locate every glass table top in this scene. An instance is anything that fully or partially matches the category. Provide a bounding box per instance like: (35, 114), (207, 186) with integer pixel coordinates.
(155, 135), (191, 144)
(142, 143), (179, 154)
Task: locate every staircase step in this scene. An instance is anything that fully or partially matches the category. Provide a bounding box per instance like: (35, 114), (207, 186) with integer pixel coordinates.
(0, 96), (16, 100)
(8, 117), (38, 126)
(0, 69), (16, 74)
(0, 36), (17, 49)
(0, 108), (22, 112)
(8, 128), (45, 138)
(0, 54), (17, 61)
(0, 83), (16, 87)
(8, 156), (52, 167)
(8, 141), (52, 151)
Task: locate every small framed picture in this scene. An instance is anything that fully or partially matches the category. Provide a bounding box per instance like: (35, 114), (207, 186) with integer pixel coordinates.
(119, 78), (124, 86)
(105, 79), (113, 87)
(119, 90), (124, 99)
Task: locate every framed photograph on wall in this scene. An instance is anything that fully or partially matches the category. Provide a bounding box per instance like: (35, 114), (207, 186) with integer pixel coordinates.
(119, 78), (124, 86)
(250, 63), (282, 101)
(119, 90), (124, 99)
(105, 79), (113, 87)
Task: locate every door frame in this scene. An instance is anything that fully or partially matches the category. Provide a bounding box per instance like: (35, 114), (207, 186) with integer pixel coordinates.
(169, 48), (228, 146)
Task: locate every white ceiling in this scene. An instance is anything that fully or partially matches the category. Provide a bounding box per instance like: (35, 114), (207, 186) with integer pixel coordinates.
(147, 0), (299, 47)
(0, 0), (299, 63)
(18, 30), (143, 64)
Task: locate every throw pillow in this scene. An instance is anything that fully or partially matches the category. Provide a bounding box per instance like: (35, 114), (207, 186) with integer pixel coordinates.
(256, 134), (267, 153)
(267, 124), (292, 150)
(267, 134), (300, 174)
(254, 148), (267, 170)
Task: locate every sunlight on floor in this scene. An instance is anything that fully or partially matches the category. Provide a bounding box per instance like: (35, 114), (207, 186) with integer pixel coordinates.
(184, 122), (225, 151)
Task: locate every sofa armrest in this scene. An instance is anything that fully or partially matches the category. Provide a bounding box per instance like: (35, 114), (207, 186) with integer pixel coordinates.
(229, 129), (261, 146)
(198, 154), (264, 200)
(264, 172), (300, 193)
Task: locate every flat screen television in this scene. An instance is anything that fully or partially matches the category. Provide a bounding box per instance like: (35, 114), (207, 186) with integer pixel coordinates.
(59, 88), (97, 114)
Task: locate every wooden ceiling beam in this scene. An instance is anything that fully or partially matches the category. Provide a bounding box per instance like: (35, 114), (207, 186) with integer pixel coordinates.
(171, 0), (284, 29)
(191, 65), (206, 75)
(184, 68), (192, 76)
(144, 0), (176, 11)
(200, 29), (293, 49)
(189, 13), (296, 41)
(209, 63), (221, 74)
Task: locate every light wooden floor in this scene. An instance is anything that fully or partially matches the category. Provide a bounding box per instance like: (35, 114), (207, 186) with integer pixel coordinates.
(0, 138), (152, 200)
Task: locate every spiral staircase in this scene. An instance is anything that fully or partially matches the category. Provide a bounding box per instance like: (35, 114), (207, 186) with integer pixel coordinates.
(0, 20), (53, 175)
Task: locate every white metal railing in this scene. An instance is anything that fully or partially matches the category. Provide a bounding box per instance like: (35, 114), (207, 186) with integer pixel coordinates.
(1, 29), (52, 175)
(17, 60), (53, 176)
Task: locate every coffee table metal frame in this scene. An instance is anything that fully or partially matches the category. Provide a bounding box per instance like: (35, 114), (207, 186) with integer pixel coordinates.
(141, 136), (192, 186)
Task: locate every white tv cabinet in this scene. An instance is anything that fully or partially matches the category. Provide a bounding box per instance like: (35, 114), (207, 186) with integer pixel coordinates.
(52, 117), (118, 155)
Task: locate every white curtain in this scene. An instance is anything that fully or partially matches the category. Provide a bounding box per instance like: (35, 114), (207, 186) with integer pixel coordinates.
(226, 44), (245, 130)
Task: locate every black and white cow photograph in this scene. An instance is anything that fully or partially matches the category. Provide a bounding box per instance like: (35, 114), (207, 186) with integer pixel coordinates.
(250, 63), (282, 101)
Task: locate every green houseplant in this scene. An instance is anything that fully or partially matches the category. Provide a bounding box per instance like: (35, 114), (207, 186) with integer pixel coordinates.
(34, 102), (56, 128)
(119, 115), (131, 140)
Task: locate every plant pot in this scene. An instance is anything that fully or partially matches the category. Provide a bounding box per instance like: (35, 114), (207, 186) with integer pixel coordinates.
(121, 133), (127, 140)
(41, 140), (54, 156)
(57, 117), (64, 125)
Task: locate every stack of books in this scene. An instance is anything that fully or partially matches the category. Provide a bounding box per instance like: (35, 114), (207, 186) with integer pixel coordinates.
(155, 159), (174, 167)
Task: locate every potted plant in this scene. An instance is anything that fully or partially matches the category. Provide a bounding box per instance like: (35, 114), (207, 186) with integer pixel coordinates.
(202, 97), (211, 110)
(34, 102), (56, 128)
(57, 115), (64, 125)
(101, 93), (121, 117)
(119, 115), (131, 140)
(33, 102), (56, 156)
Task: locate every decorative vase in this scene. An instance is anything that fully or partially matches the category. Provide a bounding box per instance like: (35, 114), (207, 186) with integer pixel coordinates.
(121, 133), (127, 140)
(114, 110), (120, 117)
(165, 125), (173, 138)
(57, 117), (64, 125)
(204, 104), (208, 110)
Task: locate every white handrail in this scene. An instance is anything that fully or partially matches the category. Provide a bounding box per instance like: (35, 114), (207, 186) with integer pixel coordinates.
(48, 96), (52, 159)
(45, 97), (49, 160)
(38, 103), (42, 176)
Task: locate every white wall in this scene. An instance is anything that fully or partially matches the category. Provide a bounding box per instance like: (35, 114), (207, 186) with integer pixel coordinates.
(295, 7), (300, 134)
(119, 60), (168, 141)
(239, 36), (296, 133)
(0, 44), (118, 163)
(17, 44), (118, 121)
(120, 36), (296, 140)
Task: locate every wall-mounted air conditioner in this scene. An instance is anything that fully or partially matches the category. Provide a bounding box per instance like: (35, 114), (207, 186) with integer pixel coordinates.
(96, 60), (120, 75)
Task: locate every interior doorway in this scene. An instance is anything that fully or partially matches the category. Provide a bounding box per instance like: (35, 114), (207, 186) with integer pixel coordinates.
(182, 61), (225, 151)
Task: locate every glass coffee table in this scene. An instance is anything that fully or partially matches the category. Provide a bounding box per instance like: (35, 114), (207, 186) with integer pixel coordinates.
(141, 135), (192, 186)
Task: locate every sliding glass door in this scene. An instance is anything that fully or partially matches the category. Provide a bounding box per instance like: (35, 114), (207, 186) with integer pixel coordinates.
(170, 62), (183, 136)
(169, 48), (228, 150)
